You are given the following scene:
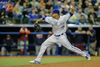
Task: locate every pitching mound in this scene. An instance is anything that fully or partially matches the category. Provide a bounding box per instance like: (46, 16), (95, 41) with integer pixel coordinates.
(4, 60), (100, 67)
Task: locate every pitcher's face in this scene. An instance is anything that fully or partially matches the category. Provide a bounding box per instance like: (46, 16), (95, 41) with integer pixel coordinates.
(51, 13), (58, 18)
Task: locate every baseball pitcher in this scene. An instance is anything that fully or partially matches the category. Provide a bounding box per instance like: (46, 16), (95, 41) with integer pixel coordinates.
(30, 6), (91, 64)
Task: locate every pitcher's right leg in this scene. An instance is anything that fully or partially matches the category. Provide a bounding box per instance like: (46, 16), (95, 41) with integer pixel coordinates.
(58, 35), (91, 60)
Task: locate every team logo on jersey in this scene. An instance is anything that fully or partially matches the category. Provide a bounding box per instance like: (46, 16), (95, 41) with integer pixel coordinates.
(60, 22), (64, 25)
(53, 23), (57, 26)
(52, 22), (64, 26)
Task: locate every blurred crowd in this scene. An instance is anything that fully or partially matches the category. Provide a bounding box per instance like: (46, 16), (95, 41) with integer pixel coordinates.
(0, 0), (100, 25)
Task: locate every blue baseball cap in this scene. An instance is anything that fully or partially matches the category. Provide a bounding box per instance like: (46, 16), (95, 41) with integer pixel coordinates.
(51, 9), (60, 14)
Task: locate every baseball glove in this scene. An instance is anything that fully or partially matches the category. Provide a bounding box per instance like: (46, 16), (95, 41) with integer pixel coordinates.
(34, 23), (42, 31)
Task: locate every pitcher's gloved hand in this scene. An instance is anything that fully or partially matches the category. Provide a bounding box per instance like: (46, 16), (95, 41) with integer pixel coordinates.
(34, 23), (42, 31)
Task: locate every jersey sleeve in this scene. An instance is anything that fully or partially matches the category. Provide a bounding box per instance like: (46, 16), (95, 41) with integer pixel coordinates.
(63, 12), (73, 21)
(42, 17), (51, 23)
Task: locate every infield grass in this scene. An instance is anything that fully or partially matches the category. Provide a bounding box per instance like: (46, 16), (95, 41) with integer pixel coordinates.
(0, 56), (100, 66)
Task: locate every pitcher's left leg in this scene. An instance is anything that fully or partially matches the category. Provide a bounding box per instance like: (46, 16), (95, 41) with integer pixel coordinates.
(58, 35), (91, 60)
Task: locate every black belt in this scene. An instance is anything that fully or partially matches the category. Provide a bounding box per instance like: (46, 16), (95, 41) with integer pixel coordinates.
(54, 33), (63, 37)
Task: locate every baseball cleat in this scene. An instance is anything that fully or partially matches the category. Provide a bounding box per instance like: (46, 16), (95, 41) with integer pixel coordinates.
(29, 60), (40, 64)
(85, 54), (91, 60)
